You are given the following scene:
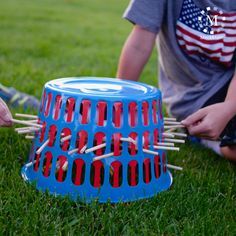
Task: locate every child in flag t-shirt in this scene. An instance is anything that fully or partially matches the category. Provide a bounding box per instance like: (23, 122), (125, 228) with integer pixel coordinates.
(117, 0), (236, 161)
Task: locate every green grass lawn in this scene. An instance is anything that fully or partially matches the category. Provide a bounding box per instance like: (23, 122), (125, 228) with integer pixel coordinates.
(0, 0), (235, 235)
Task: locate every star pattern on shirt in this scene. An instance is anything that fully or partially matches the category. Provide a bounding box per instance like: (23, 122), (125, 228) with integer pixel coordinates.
(179, 0), (215, 35)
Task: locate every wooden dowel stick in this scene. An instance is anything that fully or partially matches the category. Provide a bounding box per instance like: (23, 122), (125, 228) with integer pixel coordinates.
(11, 118), (42, 128)
(123, 136), (175, 147)
(56, 161), (60, 169)
(15, 127), (31, 132)
(120, 137), (129, 142)
(162, 133), (175, 138)
(167, 132), (188, 138)
(36, 139), (49, 154)
(85, 143), (106, 154)
(15, 127), (39, 133)
(15, 113), (38, 119)
(129, 137), (137, 144)
(153, 145), (180, 151)
(165, 128), (178, 133)
(128, 138), (176, 148)
(164, 117), (177, 121)
(61, 135), (72, 142)
(62, 161), (68, 171)
(166, 164), (183, 171)
(164, 125), (185, 129)
(120, 137), (136, 145)
(80, 145), (87, 153)
(143, 149), (159, 156)
(25, 160), (36, 168)
(164, 138), (185, 144)
(68, 145), (87, 155)
(93, 152), (114, 161)
(29, 127), (40, 131)
(56, 161), (68, 171)
(164, 121), (182, 125)
(25, 135), (35, 140)
(25, 119), (39, 123)
(157, 142), (175, 147)
(68, 148), (79, 155)
(18, 129), (37, 134)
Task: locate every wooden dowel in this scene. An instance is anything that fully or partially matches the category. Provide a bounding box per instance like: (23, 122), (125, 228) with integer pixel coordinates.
(15, 127), (31, 132)
(25, 160), (36, 168)
(25, 135), (35, 140)
(26, 119), (39, 123)
(120, 137), (136, 145)
(16, 127), (40, 132)
(164, 125), (185, 129)
(36, 139), (49, 154)
(143, 149), (159, 156)
(164, 121), (182, 125)
(167, 132), (188, 138)
(17, 129), (37, 134)
(120, 137), (129, 142)
(164, 138), (185, 144)
(68, 148), (79, 155)
(85, 143), (106, 154)
(68, 145), (87, 155)
(11, 118), (42, 128)
(165, 128), (178, 133)
(93, 152), (114, 161)
(56, 161), (60, 169)
(157, 142), (175, 147)
(164, 117), (177, 121)
(62, 161), (68, 171)
(166, 164), (183, 171)
(80, 145), (87, 153)
(56, 161), (68, 171)
(29, 127), (40, 131)
(61, 135), (72, 142)
(120, 137), (133, 143)
(15, 113), (38, 119)
(153, 145), (180, 151)
(162, 133), (175, 138)
(129, 137), (136, 144)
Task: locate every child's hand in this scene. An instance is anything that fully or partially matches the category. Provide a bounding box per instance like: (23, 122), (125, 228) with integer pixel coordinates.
(0, 98), (13, 127)
(181, 102), (235, 140)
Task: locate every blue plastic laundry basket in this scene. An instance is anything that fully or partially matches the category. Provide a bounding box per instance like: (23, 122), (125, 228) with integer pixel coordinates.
(21, 77), (172, 203)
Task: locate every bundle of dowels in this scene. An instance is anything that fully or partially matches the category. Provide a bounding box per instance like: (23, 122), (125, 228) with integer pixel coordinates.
(13, 114), (187, 171)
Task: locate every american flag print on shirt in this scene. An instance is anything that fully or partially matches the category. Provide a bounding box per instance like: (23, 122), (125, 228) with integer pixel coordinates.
(176, 0), (236, 67)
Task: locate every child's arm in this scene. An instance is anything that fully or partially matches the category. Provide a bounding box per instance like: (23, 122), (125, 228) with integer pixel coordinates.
(117, 25), (157, 81)
(182, 72), (236, 140)
(0, 98), (12, 127)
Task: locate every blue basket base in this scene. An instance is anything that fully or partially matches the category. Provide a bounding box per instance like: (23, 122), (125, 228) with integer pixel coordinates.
(21, 163), (173, 203)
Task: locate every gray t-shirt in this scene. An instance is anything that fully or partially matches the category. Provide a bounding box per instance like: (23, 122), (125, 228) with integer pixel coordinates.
(124, 0), (236, 120)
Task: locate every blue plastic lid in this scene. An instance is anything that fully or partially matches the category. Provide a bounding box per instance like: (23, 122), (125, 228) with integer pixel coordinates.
(45, 77), (160, 100)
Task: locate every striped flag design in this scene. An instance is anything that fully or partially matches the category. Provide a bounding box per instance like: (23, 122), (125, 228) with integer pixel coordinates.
(176, 0), (236, 67)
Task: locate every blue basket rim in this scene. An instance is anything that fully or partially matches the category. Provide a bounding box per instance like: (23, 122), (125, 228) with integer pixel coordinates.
(44, 77), (160, 100)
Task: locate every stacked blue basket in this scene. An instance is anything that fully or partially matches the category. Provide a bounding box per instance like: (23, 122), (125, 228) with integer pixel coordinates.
(21, 77), (172, 203)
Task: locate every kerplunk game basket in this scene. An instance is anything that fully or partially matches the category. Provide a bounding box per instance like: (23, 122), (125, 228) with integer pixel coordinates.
(13, 77), (185, 203)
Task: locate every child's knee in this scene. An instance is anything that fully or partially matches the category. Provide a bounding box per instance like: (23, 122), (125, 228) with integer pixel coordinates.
(220, 146), (236, 162)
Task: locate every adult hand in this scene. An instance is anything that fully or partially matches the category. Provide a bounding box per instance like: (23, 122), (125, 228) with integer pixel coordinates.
(181, 102), (235, 140)
(0, 98), (12, 127)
